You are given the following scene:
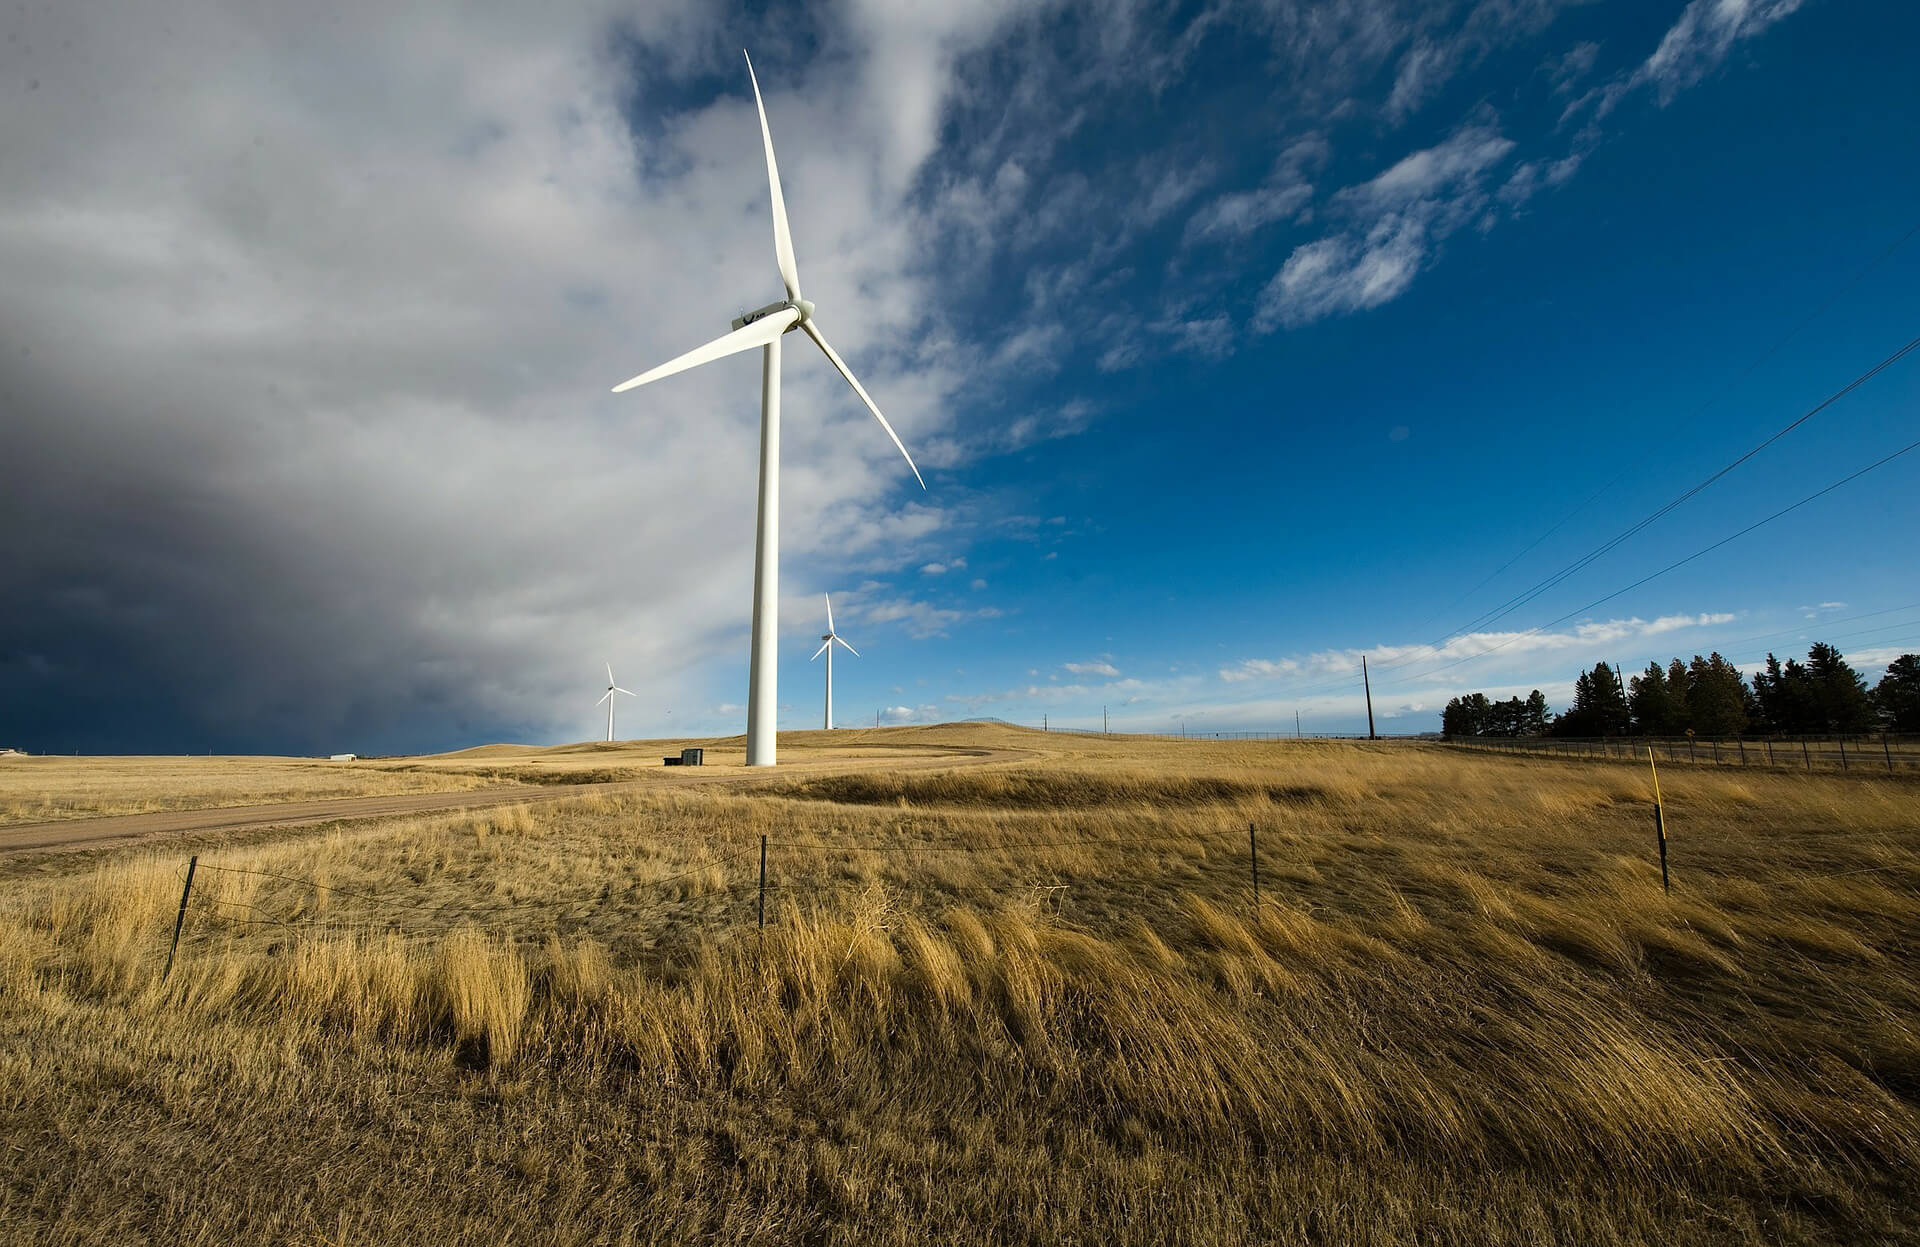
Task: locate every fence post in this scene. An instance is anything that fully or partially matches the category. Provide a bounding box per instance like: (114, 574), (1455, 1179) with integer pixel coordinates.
(1647, 749), (1670, 896)
(1838, 737), (1848, 772)
(163, 855), (197, 983)
(1765, 739), (1774, 766)
(1711, 739), (1720, 766)
(757, 835), (768, 930)
(1887, 734), (1896, 775)
(1737, 738), (1746, 766)
(1248, 822), (1260, 908)
(1803, 738), (1811, 772)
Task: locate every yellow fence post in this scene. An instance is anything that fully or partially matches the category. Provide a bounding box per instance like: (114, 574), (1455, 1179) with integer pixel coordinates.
(1648, 748), (1669, 895)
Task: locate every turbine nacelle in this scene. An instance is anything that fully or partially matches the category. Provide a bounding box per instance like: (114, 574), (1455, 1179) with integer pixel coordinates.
(731, 297), (814, 332)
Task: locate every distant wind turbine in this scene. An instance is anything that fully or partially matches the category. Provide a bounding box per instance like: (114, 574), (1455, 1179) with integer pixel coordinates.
(810, 594), (859, 730)
(610, 51), (924, 767)
(597, 664), (635, 742)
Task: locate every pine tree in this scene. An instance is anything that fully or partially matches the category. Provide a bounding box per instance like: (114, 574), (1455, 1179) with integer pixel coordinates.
(1874, 655), (1920, 731)
(1806, 643), (1874, 732)
(1525, 690), (1549, 736)
(1592, 663), (1631, 736)
(1630, 662), (1685, 736)
(1685, 652), (1749, 737)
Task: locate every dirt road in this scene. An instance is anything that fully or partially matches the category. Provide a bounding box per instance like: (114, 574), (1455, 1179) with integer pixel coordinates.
(0, 745), (1029, 855)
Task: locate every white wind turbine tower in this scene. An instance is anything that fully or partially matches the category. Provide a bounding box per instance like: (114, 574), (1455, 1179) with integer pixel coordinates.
(810, 594), (859, 730)
(610, 52), (924, 768)
(596, 664), (635, 743)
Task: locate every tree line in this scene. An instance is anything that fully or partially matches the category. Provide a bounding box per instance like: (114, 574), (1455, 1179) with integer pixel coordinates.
(1441, 643), (1920, 739)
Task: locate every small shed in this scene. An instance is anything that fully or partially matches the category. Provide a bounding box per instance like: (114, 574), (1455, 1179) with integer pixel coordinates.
(330, 753), (358, 762)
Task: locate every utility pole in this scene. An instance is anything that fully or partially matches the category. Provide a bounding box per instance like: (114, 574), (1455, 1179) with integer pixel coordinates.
(1043, 713), (1048, 732)
(1363, 655), (1377, 741)
(1103, 705), (1108, 735)
(1295, 709), (1301, 739)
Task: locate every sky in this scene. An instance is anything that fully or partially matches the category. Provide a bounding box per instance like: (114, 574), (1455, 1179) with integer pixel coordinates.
(4, 0), (1918, 754)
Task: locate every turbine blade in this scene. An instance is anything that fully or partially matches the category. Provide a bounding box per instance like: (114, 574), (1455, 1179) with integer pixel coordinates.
(606, 663), (615, 685)
(596, 691), (612, 705)
(744, 51), (801, 302)
(825, 593), (834, 633)
(614, 687), (635, 696)
(612, 307), (799, 393)
(801, 321), (925, 489)
(836, 636), (860, 657)
(810, 640), (831, 660)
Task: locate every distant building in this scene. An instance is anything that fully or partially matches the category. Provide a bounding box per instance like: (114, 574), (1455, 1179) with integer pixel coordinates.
(329, 753), (358, 762)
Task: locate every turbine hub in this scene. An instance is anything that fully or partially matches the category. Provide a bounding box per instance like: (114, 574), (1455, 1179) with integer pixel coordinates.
(795, 298), (815, 323)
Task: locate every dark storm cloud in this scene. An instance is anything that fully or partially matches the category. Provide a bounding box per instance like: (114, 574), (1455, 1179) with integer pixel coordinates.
(0, 0), (994, 753)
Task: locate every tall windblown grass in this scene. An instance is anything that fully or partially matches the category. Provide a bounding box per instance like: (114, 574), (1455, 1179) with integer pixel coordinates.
(2, 734), (1916, 1243)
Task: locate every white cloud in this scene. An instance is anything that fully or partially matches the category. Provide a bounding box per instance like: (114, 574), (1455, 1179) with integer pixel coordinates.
(1183, 183), (1312, 245)
(1256, 214), (1427, 330)
(1640, 0), (1804, 103)
(1548, 41), (1600, 94)
(1221, 611), (1740, 685)
(1253, 123), (1518, 330)
(855, 595), (1002, 639)
(1344, 125), (1517, 211)
(1386, 41), (1457, 123)
(1642, 611), (1737, 637)
(1065, 660), (1120, 677)
(1219, 658), (1299, 683)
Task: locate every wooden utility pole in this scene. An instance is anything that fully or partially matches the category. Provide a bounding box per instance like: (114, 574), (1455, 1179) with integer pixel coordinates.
(1362, 656), (1377, 741)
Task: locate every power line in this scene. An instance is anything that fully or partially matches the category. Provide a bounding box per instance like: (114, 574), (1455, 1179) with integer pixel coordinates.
(1423, 330), (1920, 654)
(1265, 331), (1920, 704)
(1371, 435), (1920, 692)
(1401, 218), (1920, 649)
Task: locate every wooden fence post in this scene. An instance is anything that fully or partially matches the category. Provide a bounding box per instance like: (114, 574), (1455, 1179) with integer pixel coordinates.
(1887, 734), (1896, 775)
(757, 836), (767, 930)
(1839, 737), (1848, 772)
(163, 855), (197, 983)
(1803, 738), (1811, 772)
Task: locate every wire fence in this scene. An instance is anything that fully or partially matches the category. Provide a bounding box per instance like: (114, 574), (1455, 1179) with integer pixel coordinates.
(1445, 732), (1920, 775)
(158, 824), (1247, 970)
(1024, 725), (1430, 742)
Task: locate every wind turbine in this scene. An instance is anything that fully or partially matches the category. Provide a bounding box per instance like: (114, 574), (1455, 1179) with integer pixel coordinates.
(810, 594), (859, 730)
(610, 51), (924, 767)
(596, 664), (635, 743)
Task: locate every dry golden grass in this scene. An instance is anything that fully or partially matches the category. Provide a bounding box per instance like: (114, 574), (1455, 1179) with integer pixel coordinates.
(1, 727), (1916, 1244)
(0, 754), (507, 825)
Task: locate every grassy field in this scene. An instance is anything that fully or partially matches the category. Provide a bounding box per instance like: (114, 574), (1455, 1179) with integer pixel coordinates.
(1, 725), (1916, 1244)
(0, 754), (509, 825)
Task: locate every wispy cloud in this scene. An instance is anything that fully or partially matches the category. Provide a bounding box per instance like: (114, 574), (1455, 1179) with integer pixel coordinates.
(1640, 0), (1805, 103)
(1255, 124), (1514, 330)
(1065, 660), (1120, 677)
(1182, 136), (1326, 247)
(1220, 611), (1740, 684)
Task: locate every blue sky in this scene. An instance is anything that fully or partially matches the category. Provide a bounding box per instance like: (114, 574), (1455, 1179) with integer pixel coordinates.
(5, 0), (1918, 752)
